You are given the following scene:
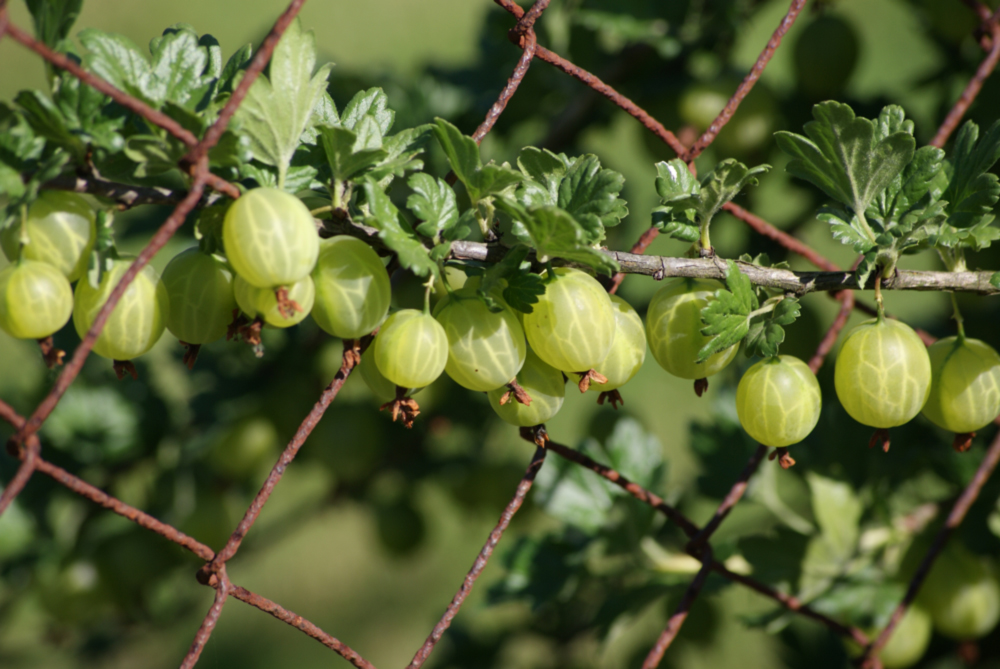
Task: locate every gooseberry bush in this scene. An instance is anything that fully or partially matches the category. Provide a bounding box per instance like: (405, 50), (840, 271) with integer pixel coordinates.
(1, 1), (1000, 668)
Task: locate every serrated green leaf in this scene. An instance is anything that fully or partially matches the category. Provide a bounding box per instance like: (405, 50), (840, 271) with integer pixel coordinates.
(694, 159), (771, 223)
(775, 102), (915, 219)
(495, 200), (618, 275)
(651, 209), (700, 242)
(698, 259), (757, 362)
(556, 155), (627, 242)
(26, 0), (82, 52)
(942, 120), (1000, 229)
(218, 43), (252, 96)
(817, 208), (877, 254)
(407, 173), (459, 241)
(80, 24), (220, 111)
(854, 251), (878, 288)
(362, 179), (436, 278)
(480, 245), (530, 306)
(503, 272), (545, 314)
(341, 88), (394, 135)
(318, 125), (387, 184)
(432, 118), (521, 202)
(367, 124), (431, 184)
(235, 18), (332, 188)
(517, 146), (569, 207)
(744, 297), (800, 358)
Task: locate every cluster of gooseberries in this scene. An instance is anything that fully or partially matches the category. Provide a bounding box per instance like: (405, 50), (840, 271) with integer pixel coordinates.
(2, 188), (1000, 450)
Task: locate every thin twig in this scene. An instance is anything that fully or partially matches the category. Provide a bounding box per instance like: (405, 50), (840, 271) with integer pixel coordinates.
(179, 569), (230, 669)
(0, 436), (38, 516)
(687, 445), (768, 552)
(407, 446), (547, 668)
(685, 0), (808, 160)
(229, 584), (378, 669)
(859, 426), (1000, 665)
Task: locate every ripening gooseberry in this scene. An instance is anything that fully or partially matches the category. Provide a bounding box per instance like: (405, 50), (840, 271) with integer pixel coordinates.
(73, 259), (169, 360)
(0, 260), (74, 339)
(646, 278), (738, 380)
(921, 336), (1000, 434)
(222, 187), (319, 288)
(1, 191), (96, 281)
(834, 317), (931, 428)
(310, 236), (391, 339)
(434, 287), (526, 392)
(487, 349), (566, 427)
(161, 247), (236, 345)
(373, 309), (448, 389)
(573, 294), (646, 392)
(358, 347), (423, 403)
(918, 543), (1000, 640)
(736, 355), (821, 447)
(521, 267), (615, 374)
(234, 275), (314, 328)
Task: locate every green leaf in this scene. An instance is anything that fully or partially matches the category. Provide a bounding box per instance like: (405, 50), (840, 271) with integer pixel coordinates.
(432, 118), (522, 202)
(517, 146), (570, 206)
(698, 259), (757, 362)
(651, 158), (768, 244)
(503, 272), (546, 314)
(367, 124), (432, 184)
(80, 24), (221, 110)
(26, 0), (82, 52)
(318, 125), (387, 183)
(341, 88), (394, 135)
(775, 102), (915, 218)
(235, 18), (333, 188)
(991, 272), (1000, 289)
(744, 297), (801, 358)
(495, 200), (619, 275)
(218, 43), (253, 96)
(407, 173), (459, 241)
(942, 120), (1000, 229)
(362, 179), (436, 278)
(806, 473), (861, 562)
(479, 245), (531, 311)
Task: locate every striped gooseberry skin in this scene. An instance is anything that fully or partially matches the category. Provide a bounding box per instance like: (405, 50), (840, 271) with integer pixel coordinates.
(73, 259), (169, 361)
(222, 188), (319, 288)
(433, 286), (526, 392)
(522, 267), (615, 373)
(646, 278), (738, 380)
(359, 347), (423, 403)
(1, 191), (96, 281)
(921, 336), (1000, 433)
(373, 309), (449, 389)
(161, 247), (236, 344)
(834, 317), (931, 428)
(573, 294), (646, 392)
(487, 349), (566, 427)
(736, 355), (821, 447)
(0, 260), (74, 339)
(234, 275), (314, 328)
(310, 236), (391, 339)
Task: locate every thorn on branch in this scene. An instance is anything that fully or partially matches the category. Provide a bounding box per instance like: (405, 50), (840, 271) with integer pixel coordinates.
(869, 429), (891, 453)
(576, 368), (608, 393)
(113, 360), (138, 380)
(380, 386), (420, 428)
(179, 342), (201, 369)
(952, 432), (975, 453)
(275, 285), (304, 320)
(694, 378), (709, 397)
(597, 389), (624, 409)
(37, 337), (65, 368)
(500, 378), (532, 406)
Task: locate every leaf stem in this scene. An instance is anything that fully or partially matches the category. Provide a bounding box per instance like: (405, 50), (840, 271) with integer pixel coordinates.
(310, 205), (333, 217)
(746, 301), (780, 322)
(423, 275), (435, 315)
(874, 276), (885, 319)
(699, 218), (712, 255)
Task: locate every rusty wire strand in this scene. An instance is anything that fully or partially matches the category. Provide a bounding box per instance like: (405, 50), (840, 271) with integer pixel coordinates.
(0, 1), (999, 667)
(684, 0), (808, 161)
(643, 548), (715, 669)
(859, 425), (1000, 665)
(180, 569), (231, 669)
(407, 445), (547, 668)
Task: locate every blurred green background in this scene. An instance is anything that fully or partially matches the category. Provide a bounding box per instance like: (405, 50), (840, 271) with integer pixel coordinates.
(2, 0), (1000, 668)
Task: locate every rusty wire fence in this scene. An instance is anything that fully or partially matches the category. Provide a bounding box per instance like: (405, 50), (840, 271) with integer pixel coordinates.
(1, 0), (999, 667)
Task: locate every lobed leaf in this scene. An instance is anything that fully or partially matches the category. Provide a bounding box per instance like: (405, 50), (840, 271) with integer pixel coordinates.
(407, 173), (459, 241)
(942, 120), (1000, 229)
(744, 297), (801, 359)
(697, 259), (757, 362)
(362, 178), (437, 278)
